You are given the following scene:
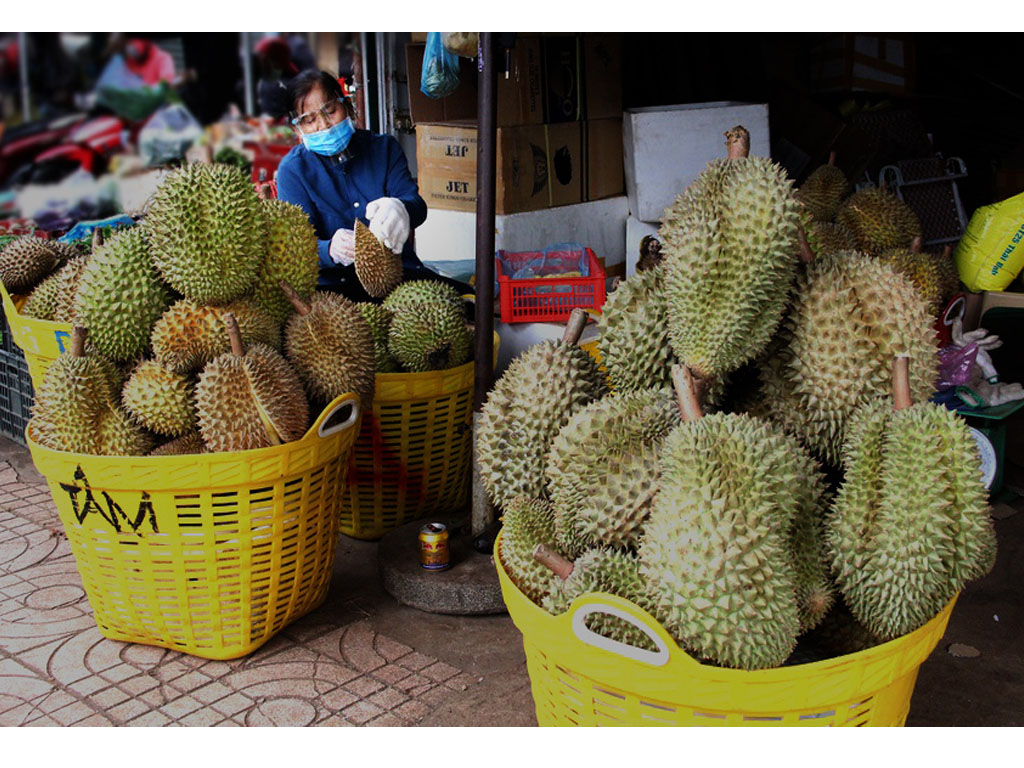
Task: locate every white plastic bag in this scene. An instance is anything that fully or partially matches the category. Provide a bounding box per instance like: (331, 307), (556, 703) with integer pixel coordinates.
(139, 103), (203, 167)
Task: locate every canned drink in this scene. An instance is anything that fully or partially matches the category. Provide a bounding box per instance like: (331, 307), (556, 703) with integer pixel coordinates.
(419, 523), (450, 571)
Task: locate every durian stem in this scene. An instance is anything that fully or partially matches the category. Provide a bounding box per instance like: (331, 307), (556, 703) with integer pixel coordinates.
(222, 313), (245, 357)
(893, 354), (912, 411)
(724, 126), (750, 159)
(942, 244), (954, 259)
(70, 326), (88, 357)
(92, 228), (104, 250)
(563, 307), (588, 346)
(828, 150), (837, 166)
(671, 364), (704, 423)
(533, 543), (574, 580)
(279, 279), (312, 316)
(911, 236), (923, 254)
(797, 226), (815, 263)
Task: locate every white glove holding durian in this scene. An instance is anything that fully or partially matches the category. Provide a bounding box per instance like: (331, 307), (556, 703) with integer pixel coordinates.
(366, 197), (410, 254)
(329, 228), (355, 266)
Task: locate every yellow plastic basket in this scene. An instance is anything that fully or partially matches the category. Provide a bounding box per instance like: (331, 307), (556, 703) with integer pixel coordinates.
(338, 333), (499, 540)
(0, 280), (70, 389)
(495, 532), (956, 726)
(26, 394), (362, 660)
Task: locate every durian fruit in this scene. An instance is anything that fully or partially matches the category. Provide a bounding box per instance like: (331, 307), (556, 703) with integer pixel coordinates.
(149, 432), (207, 457)
(791, 482), (835, 633)
(281, 282), (376, 410)
(252, 199), (319, 324)
(498, 496), (559, 604)
(28, 327), (120, 453)
(359, 303), (400, 373)
(21, 270), (63, 320)
(52, 255), (90, 323)
(47, 239), (85, 267)
(659, 126), (801, 398)
(758, 252), (938, 466)
(0, 235), (59, 294)
(73, 228), (172, 361)
(122, 360), (197, 438)
(826, 356), (996, 640)
(935, 244), (961, 307)
(794, 153), (850, 223)
(540, 547), (658, 652)
(877, 238), (945, 316)
(151, 298), (282, 375)
(836, 186), (921, 256)
(194, 313), (310, 452)
(353, 219), (402, 299)
(545, 387), (680, 556)
(144, 162), (265, 304)
(96, 403), (157, 456)
(807, 220), (858, 258)
(387, 296), (472, 372)
(801, 599), (884, 660)
(639, 365), (826, 670)
(477, 309), (608, 510)
(382, 279), (465, 312)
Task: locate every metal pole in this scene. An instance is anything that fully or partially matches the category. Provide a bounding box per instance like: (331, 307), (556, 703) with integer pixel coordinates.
(375, 32), (387, 137)
(241, 32), (254, 116)
(471, 32), (497, 537)
(18, 32), (31, 121)
(359, 32), (373, 132)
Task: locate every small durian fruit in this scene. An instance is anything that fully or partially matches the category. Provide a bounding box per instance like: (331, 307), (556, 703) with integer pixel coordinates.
(807, 220), (858, 258)
(387, 297), (472, 373)
(281, 281), (376, 410)
(358, 303), (401, 373)
(935, 243), (961, 307)
(477, 309), (608, 510)
(52, 255), (90, 323)
(20, 270), (63, 320)
(801, 599), (884, 660)
(195, 313), (310, 452)
(151, 298), (282, 375)
(149, 431), (207, 457)
(0, 235), (59, 294)
(659, 126), (802, 401)
(353, 219), (402, 298)
(836, 186), (922, 256)
(96, 403), (157, 456)
(382, 279), (464, 312)
(794, 151), (851, 224)
(498, 496), (559, 605)
(29, 326), (120, 453)
(252, 199), (319, 324)
(538, 545), (659, 651)
(73, 228), (172, 361)
(877, 237), (945, 316)
(826, 356), (996, 641)
(122, 360), (198, 438)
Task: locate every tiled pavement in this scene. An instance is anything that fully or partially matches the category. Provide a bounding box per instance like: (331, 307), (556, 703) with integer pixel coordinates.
(0, 452), (534, 727)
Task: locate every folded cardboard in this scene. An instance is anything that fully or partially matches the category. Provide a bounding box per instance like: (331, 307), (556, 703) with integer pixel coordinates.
(586, 118), (624, 202)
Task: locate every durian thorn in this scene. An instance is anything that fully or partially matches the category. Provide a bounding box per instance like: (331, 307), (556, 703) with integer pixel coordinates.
(892, 354), (912, 411)
(279, 279), (312, 316)
(222, 313), (245, 357)
(247, 379), (284, 447)
(533, 543), (574, 580)
(671, 364), (704, 423)
(631, 486), (659, 521)
(70, 326), (88, 357)
(911, 236), (923, 254)
(92, 228), (104, 250)
(724, 125), (750, 159)
(797, 226), (816, 263)
(828, 150), (837, 167)
(563, 307), (588, 346)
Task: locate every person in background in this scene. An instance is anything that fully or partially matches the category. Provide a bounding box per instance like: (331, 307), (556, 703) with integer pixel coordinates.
(119, 36), (177, 87)
(254, 36), (298, 120)
(275, 69), (471, 302)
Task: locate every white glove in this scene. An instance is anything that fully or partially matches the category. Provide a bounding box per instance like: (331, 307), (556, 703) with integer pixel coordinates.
(329, 228), (355, 266)
(366, 197), (410, 254)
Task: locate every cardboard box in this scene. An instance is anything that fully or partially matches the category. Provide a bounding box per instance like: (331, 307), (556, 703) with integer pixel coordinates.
(406, 43), (479, 124)
(582, 33), (622, 121)
(497, 35), (544, 127)
(541, 35), (581, 123)
(622, 101), (771, 223)
(810, 34), (915, 95)
(585, 118), (623, 202)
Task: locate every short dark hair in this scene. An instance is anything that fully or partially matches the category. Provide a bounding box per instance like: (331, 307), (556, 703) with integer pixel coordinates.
(288, 69), (346, 118)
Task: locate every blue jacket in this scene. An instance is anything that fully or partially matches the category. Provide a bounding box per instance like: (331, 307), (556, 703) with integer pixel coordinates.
(275, 129), (428, 288)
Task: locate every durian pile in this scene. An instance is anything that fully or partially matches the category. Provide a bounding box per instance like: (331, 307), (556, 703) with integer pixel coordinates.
(478, 128), (996, 671)
(1, 162), (474, 457)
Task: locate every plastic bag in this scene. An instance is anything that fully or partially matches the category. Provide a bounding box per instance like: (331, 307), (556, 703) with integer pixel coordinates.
(937, 342), (979, 390)
(953, 190), (1024, 292)
(442, 33), (479, 58)
(138, 103), (203, 167)
(420, 32), (461, 99)
(95, 54), (170, 122)
(500, 243), (590, 285)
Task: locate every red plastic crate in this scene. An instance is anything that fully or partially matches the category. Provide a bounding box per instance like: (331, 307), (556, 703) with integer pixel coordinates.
(496, 247), (606, 324)
(245, 141), (294, 184)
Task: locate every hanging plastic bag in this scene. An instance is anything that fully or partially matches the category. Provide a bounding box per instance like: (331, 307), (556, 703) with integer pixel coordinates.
(442, 33), (479, 58)
(937, 341), (979, 390)
(953, 190), (1024, 292)
(138, 103), (203, 167)
(420, 32), (461, 99)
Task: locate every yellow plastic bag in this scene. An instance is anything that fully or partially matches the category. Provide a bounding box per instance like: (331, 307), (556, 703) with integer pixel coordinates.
(954, 191), (1024, 292)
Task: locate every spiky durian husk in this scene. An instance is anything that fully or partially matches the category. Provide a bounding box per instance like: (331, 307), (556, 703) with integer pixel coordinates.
(639, 412), (820, 670)
(382, 279), (464, 312)
(73, 229), (171, 361)
(659, 154), (801, 380)
(877, 247), (945, 316)
(498, 496), (559, 605)
(29, 352), (121, 453)
(149, 431), (207, 457)
(935, 250), (961, 303)
(96, 403), (157, 456)
(807, 220), (858, 258)
(801, 599), (884, 659)
(477, 341), (608, 510)
(795, 164), (850, 223)
(151, 298), (282, 375)
(52, 256), (90, 323)
(387, 301), (472, 373)
(790, 476), (835, 633)
(195, 343), (309, 452)
(836, 187), (921, 256)
(543, 549), (658, 651)
(545, 387), (679, 555)
(758, 253), (938, 467)
(253, 199), (319, 324)
(826, 400), (996, 640)
(48, 240), (85, 267)
(284, 292), (376, 409)
(21, 270), (62, 320)
(144, 162), (264, 304)
(358, 303), (400, 373)
(0, 236), (59, 294)
(353, 220), (402, 298)
(122, 360), (197, 437)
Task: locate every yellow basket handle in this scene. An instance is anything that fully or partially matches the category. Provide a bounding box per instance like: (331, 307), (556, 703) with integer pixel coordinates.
(311, 393), (361, 439)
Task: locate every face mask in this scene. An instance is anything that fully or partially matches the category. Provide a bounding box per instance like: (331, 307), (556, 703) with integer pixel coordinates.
(301, 117), (355, 157)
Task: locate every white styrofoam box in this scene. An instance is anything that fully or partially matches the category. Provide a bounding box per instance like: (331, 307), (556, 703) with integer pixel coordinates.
(494, 318), (601, 378)
(623, 101), (770, 223)
(625, 215), (660, 278)
(415, 196), (630, 284)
